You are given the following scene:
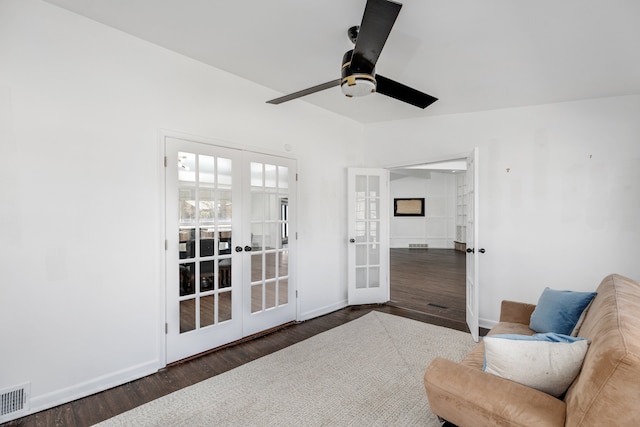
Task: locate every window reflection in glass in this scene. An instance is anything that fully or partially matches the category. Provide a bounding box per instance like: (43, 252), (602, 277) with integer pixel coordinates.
(266, 281), (276, 309)
(179, 188), (196, 223)
(219, 228), (231, 255)
(278, 251), (288, 277)
(368, 176), (379, 197)
(199, 188), (214, 222)
(251, 162), (263, 187)
(200, 295), (214, 328)
(179, 228), (196, 259)
(265, 252), (276, 281)
(199, 227), (215, 257)
(218, 259), (231, 289)
(356, 267), (367, 289)
(278, 279), (288, 305)
(200, 260), (214, 292)
(219, 291), (232, 322)
(217, 157), (232, 187)
(180, 299), (196, 333)
(217, 190), (232, 223)
(180, 263), (195, 296)
(265, 164), (277, 188)
(278, 166), (289, 189)
(199, 155), (215, 184)
(251, 192), (265, 221)
(251, 254), (262, 282)
(251, 284), (262, 313)
(251, 223), (263, 249)
(178, 152), (196, 182)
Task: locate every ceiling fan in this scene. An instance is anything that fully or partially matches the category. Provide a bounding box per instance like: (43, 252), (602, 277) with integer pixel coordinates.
(266, 0), (437, 109)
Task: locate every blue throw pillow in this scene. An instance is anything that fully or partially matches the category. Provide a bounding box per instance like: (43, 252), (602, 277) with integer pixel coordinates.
(529, 288), (597, 335)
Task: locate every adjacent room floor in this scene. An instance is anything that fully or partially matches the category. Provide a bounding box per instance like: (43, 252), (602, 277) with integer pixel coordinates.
(389, 248), (466, 329)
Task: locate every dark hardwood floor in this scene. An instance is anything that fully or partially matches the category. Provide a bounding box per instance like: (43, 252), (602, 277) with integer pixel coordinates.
(390, 248), (467, 328)
(5, 249), (467, 427)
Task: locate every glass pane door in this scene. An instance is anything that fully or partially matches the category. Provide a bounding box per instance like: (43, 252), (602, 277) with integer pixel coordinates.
(354, 174), (381, 289)
(243, 154), (297, 336)
(166, 138), (242, 363)
(177, 153), (234, 332)
(166, 138), (297, 363)
(347, 168), (389, 305)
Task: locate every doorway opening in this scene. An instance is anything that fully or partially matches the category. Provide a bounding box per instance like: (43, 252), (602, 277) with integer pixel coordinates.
(386, 159), (467, 328)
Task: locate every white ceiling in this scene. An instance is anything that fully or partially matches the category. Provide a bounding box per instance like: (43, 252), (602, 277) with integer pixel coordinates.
(44, 0), (640, 124)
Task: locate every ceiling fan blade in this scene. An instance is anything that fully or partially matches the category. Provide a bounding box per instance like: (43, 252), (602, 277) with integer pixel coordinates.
(375, 74), (438, 109)
(350, 0), (402, 73)
(266, 79), (341, 104)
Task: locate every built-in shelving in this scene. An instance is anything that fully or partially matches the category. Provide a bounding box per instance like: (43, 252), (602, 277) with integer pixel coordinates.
(455, 173), (467, 251)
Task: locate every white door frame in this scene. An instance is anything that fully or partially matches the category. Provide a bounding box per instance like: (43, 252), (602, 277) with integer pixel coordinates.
(383, 151), (478, 334)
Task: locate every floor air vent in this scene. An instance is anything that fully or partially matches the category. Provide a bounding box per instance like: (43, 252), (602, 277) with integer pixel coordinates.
(0, 383), (30, 423)
(408, 243), (429, 249)
(427, 303), (448, 310)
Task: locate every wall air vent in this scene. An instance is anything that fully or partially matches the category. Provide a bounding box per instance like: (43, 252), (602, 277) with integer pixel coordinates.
(0, 383), (30, 423)
(408, 243), (429, 249)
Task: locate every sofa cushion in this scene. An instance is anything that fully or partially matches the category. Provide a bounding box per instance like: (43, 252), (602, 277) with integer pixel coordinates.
(483, 333), (588, 397)
(529, 287), (597, 335)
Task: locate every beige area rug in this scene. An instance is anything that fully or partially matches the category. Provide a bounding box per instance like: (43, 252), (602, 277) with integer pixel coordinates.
(95, 311), (475, 427)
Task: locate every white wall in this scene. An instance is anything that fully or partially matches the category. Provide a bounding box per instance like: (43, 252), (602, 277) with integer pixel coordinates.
(3, 0), (640, 420)
(0, 0), (363, 417)
(366, 95), (640, 328)
(389, 172), (456, 248)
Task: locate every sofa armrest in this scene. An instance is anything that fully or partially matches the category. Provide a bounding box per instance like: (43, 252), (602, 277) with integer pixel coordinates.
(499, 300), (536, 324)
(424, 357), (565, 427)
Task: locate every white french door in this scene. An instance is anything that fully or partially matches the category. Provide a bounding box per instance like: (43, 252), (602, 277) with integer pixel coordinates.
(242, 152), (297, 336)
(465, 147), (480, 342)
(347, 168), (390, 305)
(165, 137), (296, 363)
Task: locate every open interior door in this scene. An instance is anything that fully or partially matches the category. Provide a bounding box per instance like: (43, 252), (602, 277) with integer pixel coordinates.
(347, 168), (390, 305)
(465, 148), (480, 342)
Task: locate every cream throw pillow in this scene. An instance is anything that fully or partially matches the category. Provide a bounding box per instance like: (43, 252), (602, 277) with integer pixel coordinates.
(483, 333), (588, 397)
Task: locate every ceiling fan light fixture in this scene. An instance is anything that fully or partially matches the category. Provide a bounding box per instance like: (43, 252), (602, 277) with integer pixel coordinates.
(341, 74), (377, 97)
(341, 49), (376, 97)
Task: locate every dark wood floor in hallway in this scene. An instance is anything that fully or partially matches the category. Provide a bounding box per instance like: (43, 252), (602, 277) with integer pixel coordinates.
(390, 248), (466, 329)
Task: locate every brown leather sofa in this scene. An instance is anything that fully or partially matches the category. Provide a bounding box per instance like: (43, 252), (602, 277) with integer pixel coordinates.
(424, 274), (640, 426)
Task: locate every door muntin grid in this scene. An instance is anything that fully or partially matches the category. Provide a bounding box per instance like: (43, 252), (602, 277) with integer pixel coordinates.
(178, 152), (234, 333)
(249, 162), (290, 313)
(354, 175), (381, 289)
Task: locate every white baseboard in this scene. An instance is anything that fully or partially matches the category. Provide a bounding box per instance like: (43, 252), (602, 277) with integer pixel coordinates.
(479, 317), (498, 330)
(27, 359), (161, 420)
(299, 299), (348, 322)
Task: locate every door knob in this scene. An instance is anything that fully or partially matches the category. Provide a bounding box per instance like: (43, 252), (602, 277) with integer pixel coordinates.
(349, 238), (355, 243)
(479, 248), (486, 254)
(244, 245), (253, 252)
(235, 246), (243, 252)
(466, 248), (474, 253)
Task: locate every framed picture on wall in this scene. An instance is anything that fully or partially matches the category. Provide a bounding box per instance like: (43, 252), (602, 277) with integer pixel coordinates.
(394, 198), (425, 216)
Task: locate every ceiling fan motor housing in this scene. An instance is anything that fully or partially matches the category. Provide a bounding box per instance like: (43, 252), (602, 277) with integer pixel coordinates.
(341, 50), (377, 98)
